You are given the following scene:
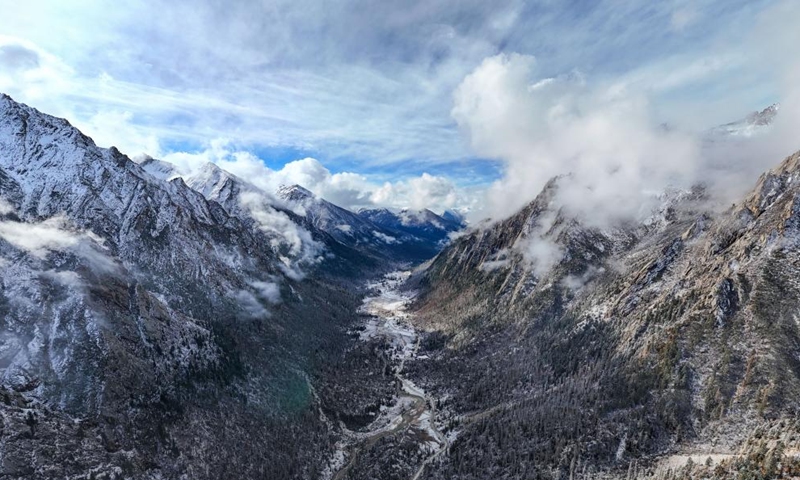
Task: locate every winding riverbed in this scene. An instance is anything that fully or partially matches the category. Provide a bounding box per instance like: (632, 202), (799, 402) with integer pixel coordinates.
(327, 271), (447, 480)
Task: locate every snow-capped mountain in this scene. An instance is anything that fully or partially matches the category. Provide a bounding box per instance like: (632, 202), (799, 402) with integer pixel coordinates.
(277, 183), (315, 203)
(277, 183), (398, 246)
(277, 184), (460, 262)
(5, 91), (798, 480)
(709, 103), (780, 138)
(358, 206), (465, 246)
(134, 155), (468, 265)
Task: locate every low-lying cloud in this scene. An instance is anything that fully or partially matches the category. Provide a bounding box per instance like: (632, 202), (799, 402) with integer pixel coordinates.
(453, 53), (699, 225)
(0, 213), (116, 273)
(234, 280), (281, 318)
(238, 190), (323, 280)
(451, 0), (800, 275)
(233, 289), (271, 318)
(250, 280), (281, 304)
(0, 216), (90, 258)
(453, 0), (800, 230)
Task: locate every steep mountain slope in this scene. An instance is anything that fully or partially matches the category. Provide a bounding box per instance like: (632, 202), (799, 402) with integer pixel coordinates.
(139, 159), (388, 277)
(0, 94), (401, 479)
(404, 150), (800, 478)
(277, 184), (400, 248)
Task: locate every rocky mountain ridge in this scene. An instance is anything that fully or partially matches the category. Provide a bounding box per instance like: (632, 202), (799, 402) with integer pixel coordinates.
(404, 144), (800, 478)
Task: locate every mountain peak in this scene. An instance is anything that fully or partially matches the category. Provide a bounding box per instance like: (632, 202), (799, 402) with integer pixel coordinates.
(442, 209), (466, 226)
(139, 156), (182, 181)
(277, 184), (315, 202)
(750, 103), (780, 124)
(710, 102), (780, 138)
(359, 206), (392, 215)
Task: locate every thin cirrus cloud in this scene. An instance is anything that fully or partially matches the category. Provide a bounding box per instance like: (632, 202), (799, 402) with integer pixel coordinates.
(0, 0), (792, 219)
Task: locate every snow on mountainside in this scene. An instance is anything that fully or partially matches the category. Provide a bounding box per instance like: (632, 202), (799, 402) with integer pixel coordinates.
(277, 184), (461, 262)
(277, 183), (315, 203)
(0, 94), (326, 283)
(408, 143), (800, 478)
(358, 206), (465, 246)
(0, 93), (397, 478)
(708, 103), (780, 138)
(276, 183), (396, 246)
(137, 155), (181, 181)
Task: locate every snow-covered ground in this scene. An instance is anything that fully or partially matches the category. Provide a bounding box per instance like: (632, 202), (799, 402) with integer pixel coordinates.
(326, 270), (448, 480)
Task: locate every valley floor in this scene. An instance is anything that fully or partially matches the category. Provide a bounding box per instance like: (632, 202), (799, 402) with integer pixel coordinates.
(325, 271), (448, 480)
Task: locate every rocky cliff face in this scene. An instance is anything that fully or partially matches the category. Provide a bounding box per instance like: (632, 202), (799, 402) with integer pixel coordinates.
(408, 150), (800, 478)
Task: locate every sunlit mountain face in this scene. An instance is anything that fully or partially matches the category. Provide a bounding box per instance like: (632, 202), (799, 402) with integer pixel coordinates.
(1, 1), (800, 479)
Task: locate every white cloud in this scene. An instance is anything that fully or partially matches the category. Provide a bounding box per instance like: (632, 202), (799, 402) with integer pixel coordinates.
(0, 35), (74, 108)
(0, 215), (116, 273)
(518, 235), (563, 278)
(0, 198), (15, 215)
(162, 142), (470, 214)
(675, 0), (800, 205)
(372, 231), (398, 244)
(76, 109), (162, 160)
(0, 0), (793, 226)
(453, 53), (699, 224)
(561, 266), (605, 291)
(41, 270), (85, 289)
(0, 216), (83, 258)
(238, 191), (323, 264)
(233, 289), (271, 318)
(511, 208), (563, 277)
(451, 0), (800, 268)
(0, 0), (780, 170)
(250, 280), (281, 304)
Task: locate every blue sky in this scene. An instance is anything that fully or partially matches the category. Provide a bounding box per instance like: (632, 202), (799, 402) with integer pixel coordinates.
(0, 0), (796, 215)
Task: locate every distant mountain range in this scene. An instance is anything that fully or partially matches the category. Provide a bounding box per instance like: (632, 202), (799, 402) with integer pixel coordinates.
(136, 153), (465, 264)
(276, 184), (464, 262)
